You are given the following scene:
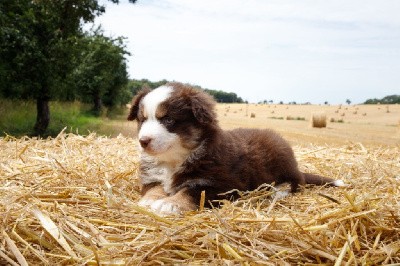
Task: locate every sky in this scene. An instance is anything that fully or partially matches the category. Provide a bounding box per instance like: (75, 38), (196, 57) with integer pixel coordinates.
(94, 0), (400, 104)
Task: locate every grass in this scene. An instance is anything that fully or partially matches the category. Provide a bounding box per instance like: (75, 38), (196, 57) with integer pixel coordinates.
(286, 116), (306, 121)
(268, 116), (284, 120)
(0, 100), (36, 137)
(330, 118), (345, 123)
(0, 99), (118, 137)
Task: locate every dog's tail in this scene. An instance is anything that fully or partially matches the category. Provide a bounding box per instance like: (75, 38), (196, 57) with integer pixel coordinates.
(302, 172), (345, 187)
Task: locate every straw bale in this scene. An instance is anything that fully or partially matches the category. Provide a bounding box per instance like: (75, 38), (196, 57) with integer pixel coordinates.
(312, 112), (327, 128)
(1, 132), (400, 265)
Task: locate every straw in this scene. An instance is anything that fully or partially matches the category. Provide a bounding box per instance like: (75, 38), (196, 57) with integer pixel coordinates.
(1, 132), (399, 264)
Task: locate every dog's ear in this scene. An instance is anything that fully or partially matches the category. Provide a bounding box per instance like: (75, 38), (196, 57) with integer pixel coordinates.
(191, 92), (217, 124)
(127, 86), (151, 121)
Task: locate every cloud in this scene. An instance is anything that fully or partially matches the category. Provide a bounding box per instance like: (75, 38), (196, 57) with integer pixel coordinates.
(95, 0), (400, 104)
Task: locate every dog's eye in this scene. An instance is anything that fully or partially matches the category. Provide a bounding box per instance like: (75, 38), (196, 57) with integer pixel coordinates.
(161, 117), (175, 126)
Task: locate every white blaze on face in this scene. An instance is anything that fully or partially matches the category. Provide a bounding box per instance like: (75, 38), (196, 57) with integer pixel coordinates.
(141, 86), (172, 121)
(139, 86), (188, 164)
(139, 86), (174, 155)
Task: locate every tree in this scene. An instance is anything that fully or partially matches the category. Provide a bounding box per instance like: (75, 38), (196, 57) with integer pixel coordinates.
(204, 89), (244, 103)
(346, 99), (351, 105)
(70, 31), (130, 115)
(128, 79), (168, 96)
(364, 95), (400, 104)
(127, 79), (246, 104)
(0, 0), (136, 135)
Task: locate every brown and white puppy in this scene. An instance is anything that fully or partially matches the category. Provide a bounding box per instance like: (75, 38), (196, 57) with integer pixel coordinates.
(128, 82), (344, 215)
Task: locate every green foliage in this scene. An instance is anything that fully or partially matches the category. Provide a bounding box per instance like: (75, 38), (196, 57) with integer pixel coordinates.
(128, 79), (169, 96)
(364, 95), (400, 104)
(258, 100), (274, 104)
(128, 79), (245, 103)
(69, 30), (130, 115)
(204, 89), (244, 103)
(0, 0), (106, 100)
(0, 0), (134, 135)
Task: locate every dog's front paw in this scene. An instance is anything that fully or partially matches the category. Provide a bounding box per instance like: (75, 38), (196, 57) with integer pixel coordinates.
(150, 198), (182, 215)
(138, 197), (156, 207)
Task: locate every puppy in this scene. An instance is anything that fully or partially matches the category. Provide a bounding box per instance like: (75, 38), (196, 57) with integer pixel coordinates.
(128, 83), (344, 215)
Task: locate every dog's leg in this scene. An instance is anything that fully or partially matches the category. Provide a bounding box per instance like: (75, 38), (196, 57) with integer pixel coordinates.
(150, 188), (196, 215)
(138, 183), (168, 207)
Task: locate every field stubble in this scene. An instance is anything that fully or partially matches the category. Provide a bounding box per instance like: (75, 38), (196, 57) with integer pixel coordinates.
(216, 103), (400, 146)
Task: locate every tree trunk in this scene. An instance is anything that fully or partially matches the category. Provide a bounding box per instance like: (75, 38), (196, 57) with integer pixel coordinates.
(93, 94), (102, 116)
(34, 97), (50, 136)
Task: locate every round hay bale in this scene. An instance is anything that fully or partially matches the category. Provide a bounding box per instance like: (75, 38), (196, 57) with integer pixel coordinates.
(312, 113), (327, 128)
(250, 113), (256, 118)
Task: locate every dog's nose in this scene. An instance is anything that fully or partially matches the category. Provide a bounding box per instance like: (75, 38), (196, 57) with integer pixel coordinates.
(139, 137), (152, 148)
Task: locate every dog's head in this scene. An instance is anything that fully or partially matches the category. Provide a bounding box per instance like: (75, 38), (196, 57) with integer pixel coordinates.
(127, 83), (217, 162)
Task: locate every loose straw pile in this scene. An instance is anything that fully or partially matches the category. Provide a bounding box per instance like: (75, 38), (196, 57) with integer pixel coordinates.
(1, 132), (399, 265)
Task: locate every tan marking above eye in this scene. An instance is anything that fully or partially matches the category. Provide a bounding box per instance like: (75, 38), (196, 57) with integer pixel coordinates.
(155, 105), (167, 119)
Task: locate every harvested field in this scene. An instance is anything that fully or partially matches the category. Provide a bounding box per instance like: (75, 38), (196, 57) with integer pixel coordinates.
(1, 131), (399, 265)
(216, 104), (400, 146)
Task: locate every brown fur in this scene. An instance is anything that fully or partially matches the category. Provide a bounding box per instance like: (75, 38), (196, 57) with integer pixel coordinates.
(129, 83), (340, 212)
(127, 86), (151, 121)
(140, 183), (168, 202)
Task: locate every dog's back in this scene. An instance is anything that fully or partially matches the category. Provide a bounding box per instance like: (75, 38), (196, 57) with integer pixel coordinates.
(223, 128), (304, 191)
(170, 128), (304, 203)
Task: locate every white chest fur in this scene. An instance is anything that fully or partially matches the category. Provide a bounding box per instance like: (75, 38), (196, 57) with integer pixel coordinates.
(139, 154), (180, 194)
